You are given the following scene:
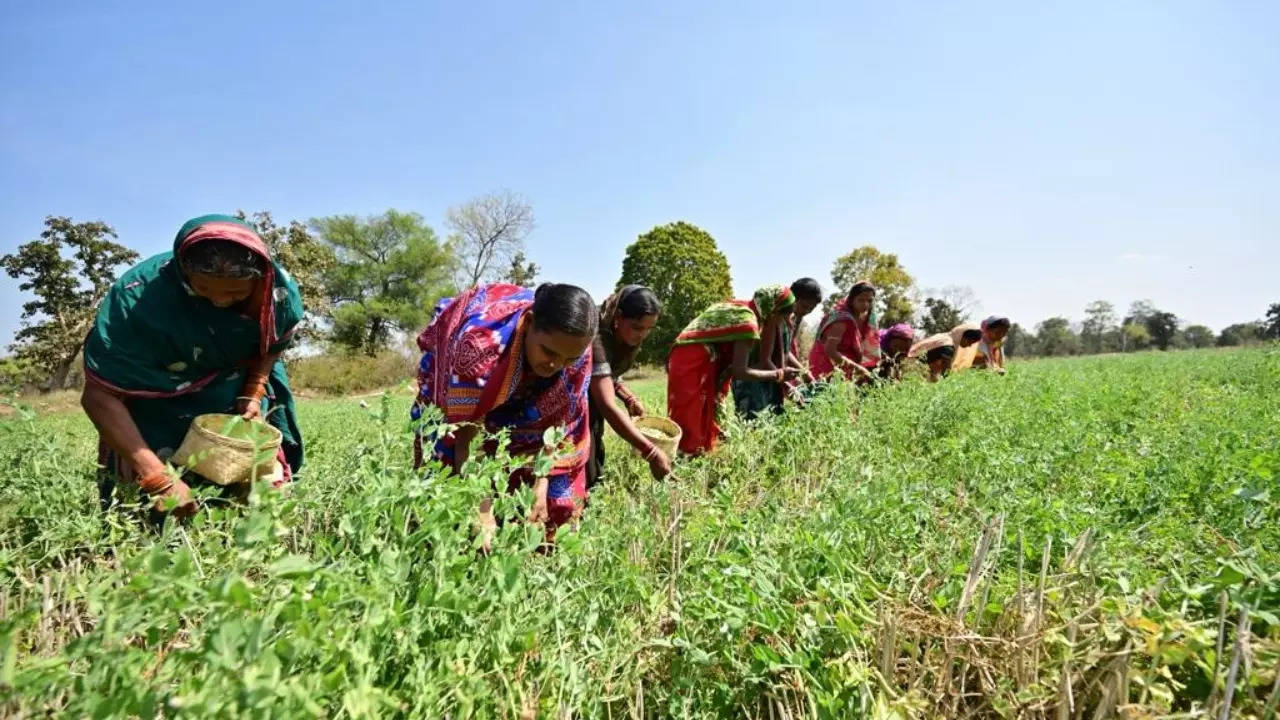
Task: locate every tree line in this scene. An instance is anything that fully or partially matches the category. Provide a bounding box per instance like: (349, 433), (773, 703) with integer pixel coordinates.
(3, 204), (1278, 390)
(999, 299), (1280, 359)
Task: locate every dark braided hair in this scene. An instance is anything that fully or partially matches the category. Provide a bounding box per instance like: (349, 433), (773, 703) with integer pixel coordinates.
(847, 281), (876, 302)
(532, 283), (599, 337)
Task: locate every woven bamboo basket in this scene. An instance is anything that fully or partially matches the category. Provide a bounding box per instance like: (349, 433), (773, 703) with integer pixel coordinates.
(171, 414), (283, 486)
(634, 416), (681, 458)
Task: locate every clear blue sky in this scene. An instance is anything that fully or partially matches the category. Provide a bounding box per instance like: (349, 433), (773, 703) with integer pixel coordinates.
(3, 1), (1277, 344)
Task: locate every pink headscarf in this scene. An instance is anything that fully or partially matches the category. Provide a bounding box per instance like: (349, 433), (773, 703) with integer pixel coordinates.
(878, 323), (915, 346)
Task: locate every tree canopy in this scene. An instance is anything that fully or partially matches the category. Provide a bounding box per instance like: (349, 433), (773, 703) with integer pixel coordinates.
(501, 250), (539, 287)
(313, 210), (456, 356)
(616, 222), (732, 364)
(236, 210), (335, 340)
(1, 217), (139, 389)
(1082, 300), (1117, 354)
(919, 297), (965, 336)
(1265, 303), (1280, 340)
(1145, 311), (1180, 351)
(828, 246), (916, 325)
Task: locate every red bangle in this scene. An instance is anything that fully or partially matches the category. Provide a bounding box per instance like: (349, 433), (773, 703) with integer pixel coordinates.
(138, 470), (173, 494)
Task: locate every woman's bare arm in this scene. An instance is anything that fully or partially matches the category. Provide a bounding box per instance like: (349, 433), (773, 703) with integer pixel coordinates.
(732, 340), (795, 383)
(81, 383), (166, 478)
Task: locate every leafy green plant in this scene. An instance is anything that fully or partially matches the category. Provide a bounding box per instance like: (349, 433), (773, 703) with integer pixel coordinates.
(1, 349), (1277, 717)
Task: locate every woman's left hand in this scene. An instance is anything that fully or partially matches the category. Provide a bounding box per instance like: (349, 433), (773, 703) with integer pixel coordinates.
(528, 476), (551, 524)
(625, 396), (646, 418)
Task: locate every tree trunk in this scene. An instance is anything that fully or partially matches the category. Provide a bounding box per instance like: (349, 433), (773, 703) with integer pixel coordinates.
(48, 348), (80, 392)
(365, 318), (383, 357)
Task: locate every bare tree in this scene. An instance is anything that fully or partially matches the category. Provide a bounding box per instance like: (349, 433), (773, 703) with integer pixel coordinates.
(922, 285), (981, 319)
(447, 190), (535, 289)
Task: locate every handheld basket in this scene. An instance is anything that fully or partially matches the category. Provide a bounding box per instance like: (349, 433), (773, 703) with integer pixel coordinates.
(171, 413), (283, 486)
(634, 416), (682, 458)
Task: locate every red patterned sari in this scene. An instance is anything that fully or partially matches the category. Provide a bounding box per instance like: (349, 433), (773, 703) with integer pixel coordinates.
(412, 284), (592, 528)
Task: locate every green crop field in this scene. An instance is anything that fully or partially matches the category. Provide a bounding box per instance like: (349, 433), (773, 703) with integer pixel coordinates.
(2, 349), (1278, 718)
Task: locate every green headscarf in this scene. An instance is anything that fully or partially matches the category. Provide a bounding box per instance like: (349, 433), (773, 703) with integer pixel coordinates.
(674, 285), (795, 346)
(752, 285), (795, 318)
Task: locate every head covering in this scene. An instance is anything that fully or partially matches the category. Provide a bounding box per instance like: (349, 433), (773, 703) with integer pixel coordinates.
(878, 323), (915, 346)
(173, 214), (280, 356)
(676, 284), (790, 346)
(981, 315), (1010, 348)
(751, 285), (795, 318)
(908, 332), (955, 358)
(950, 322), (982, 346)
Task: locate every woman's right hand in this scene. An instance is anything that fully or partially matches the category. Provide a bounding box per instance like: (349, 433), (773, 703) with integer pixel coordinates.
(781, 367), (802, 382)
(647, 447), (673, 480)
(475, 505), (498, 553)
(139, 469), (198, 517)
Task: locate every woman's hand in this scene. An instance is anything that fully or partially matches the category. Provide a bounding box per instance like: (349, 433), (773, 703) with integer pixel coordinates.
(236, 396), (263, 420)
(646, 447), (673, 480)
(474, 502), (497, 554)
(527, 477), (550, 524)
(624, 395), (646, 418)
(139, 469), (197, 518)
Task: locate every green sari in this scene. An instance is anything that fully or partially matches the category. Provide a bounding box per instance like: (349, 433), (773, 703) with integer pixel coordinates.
(83, 215), (305, 476)
(732, 318), (790, 419)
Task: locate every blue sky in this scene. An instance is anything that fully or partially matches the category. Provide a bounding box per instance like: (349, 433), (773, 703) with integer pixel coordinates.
(2, 1), (1277, 345)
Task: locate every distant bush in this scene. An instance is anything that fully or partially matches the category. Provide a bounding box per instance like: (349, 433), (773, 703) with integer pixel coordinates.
(287, 350), (414, 395)
(0, 355), (84, 394)
(0, 356), (41, 393)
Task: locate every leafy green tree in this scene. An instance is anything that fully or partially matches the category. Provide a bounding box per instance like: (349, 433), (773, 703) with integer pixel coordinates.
(0, 355), (41, 391)
(2, 217), (138, 389)
(1004, 322), (1032, 357)
(1145, 311), (1180, 351)
(919, 297), (964, 335)
(1122, 322), (1152, 351)
(236, 210), (336, 340)
(1217, 322), (1263, 347)
(617, 221), (732, 364)
(1265, 303), (1280, 340)
(1082, 300), (1117, 354)
(1034, 316), (1079, 356)
(313, 210), (456, 356)
(1181, 324), (1215, 349)
(828, 245), (916, 325)
(502, 250), (539, 287)
(1125, 299), (1158, 326)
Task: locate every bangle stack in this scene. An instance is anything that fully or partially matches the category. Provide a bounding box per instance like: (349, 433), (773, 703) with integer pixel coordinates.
(138, 469), (173, 494)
